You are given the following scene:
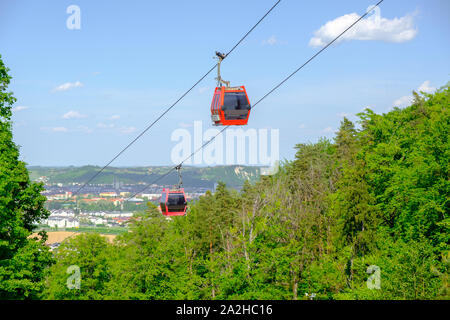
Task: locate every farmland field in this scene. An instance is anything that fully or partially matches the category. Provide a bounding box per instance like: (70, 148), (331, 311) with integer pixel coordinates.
(31, 231), (117, 245)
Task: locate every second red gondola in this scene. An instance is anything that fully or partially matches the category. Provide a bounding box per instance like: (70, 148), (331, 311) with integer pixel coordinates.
(159, 165), (187, 217)
(159, 188), (187, 216)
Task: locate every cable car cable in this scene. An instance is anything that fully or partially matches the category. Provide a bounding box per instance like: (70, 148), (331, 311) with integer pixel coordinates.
(126, 125), (229, 201)
(250, 0), (385, 111)
(72, 0), (282, 197)
(125, 0), (385, 201)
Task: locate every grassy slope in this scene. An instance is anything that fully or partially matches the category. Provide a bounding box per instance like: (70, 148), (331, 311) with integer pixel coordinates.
(28, 165), (261, 188)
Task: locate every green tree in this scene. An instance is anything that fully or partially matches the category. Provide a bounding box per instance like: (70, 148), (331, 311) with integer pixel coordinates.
(43, 233), (112, 300)
(358, 87), (449, 247)
(0, 55), (53, 299)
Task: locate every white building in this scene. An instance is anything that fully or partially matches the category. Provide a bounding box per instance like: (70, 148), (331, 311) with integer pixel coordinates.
(49, 209), (75, 217)
(88, 217), (106, 225)
(104, 212), (133, 218)
(92, 211), (106, 217)
(140, 193), (160, 200)
(44, 217), (79, 229)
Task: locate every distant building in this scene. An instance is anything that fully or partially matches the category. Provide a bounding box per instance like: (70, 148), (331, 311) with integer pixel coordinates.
(185, 192), (205, 200)
(81, 197), (107, 203)
(140, 193), (160, 200)
(46, 191), (72, 200)
(99, 192), (117, 197)
(49, 209), (75, 217)
(89, 217), (106, 225)
(86, 211), (106, 217)
(44, 217), (79, 229)
(112, 217), (132, 225)
(36, 176), (49, 183)
(108, 198), (124, 206)
(105, 212), (133, 218)
(113, 177), (122, 190)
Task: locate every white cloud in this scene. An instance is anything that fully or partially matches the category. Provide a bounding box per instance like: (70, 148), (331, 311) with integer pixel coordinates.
(309, 6), (417, 47)
(322, 127), (333, 133)
(52, 81), (84, 92)
(92, 72), (101, 76)
(41, 127), (69, 132)
(338, 112), (350, 118)
(62, 110), (87, 119)
(109, 115), (120, 120)
(299, 123), (306, 129)
(120, 126), (137, 134)
(53, 127), (68, 132)
(97, 122), (115, 129)
(12, 106), (29, 112)
(393, 81), (436, 108)
(417, 80), (435, 93)
(98, 123), (136, 134)
(393, 95), (413, 108)
(262, 35), (278, 46)
(77, 125), (93, 134)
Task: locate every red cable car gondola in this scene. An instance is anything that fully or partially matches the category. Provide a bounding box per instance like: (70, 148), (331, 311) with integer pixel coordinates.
(159, 188), (187, 216)
(159, 165), (188, 216)
(210, 52), (251, 126)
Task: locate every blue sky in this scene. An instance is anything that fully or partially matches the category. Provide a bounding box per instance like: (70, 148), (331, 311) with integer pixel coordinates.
(1, 0), (449, 166)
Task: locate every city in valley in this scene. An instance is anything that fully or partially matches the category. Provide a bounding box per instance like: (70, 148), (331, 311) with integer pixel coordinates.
(32, 165), (259, 250)
(36, 176), (214, 249)
(39, 180), (208, 241)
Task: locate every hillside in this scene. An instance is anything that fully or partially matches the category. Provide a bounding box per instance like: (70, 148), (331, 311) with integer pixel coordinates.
(28, 165), (262, 189)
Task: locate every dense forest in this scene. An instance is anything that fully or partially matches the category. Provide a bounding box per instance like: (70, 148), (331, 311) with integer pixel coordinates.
(1, 55), (448, 299)
(43, 84), (449, 300)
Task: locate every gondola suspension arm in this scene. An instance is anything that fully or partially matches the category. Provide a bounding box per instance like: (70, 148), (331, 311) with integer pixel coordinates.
(175, 164), (183, 189)
(215, 51), (230, 88)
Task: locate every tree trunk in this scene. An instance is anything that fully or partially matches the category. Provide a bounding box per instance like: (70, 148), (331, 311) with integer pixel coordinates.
(293, 275), (298, 300)
(210, 227), (215, 299)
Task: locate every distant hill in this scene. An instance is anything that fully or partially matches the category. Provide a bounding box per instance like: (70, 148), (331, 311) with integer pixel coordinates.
(27, 165), (262, 189)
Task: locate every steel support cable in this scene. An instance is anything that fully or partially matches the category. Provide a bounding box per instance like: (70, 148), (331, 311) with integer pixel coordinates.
(126, 0), (385, 201)
(72, 0), (282, 197)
